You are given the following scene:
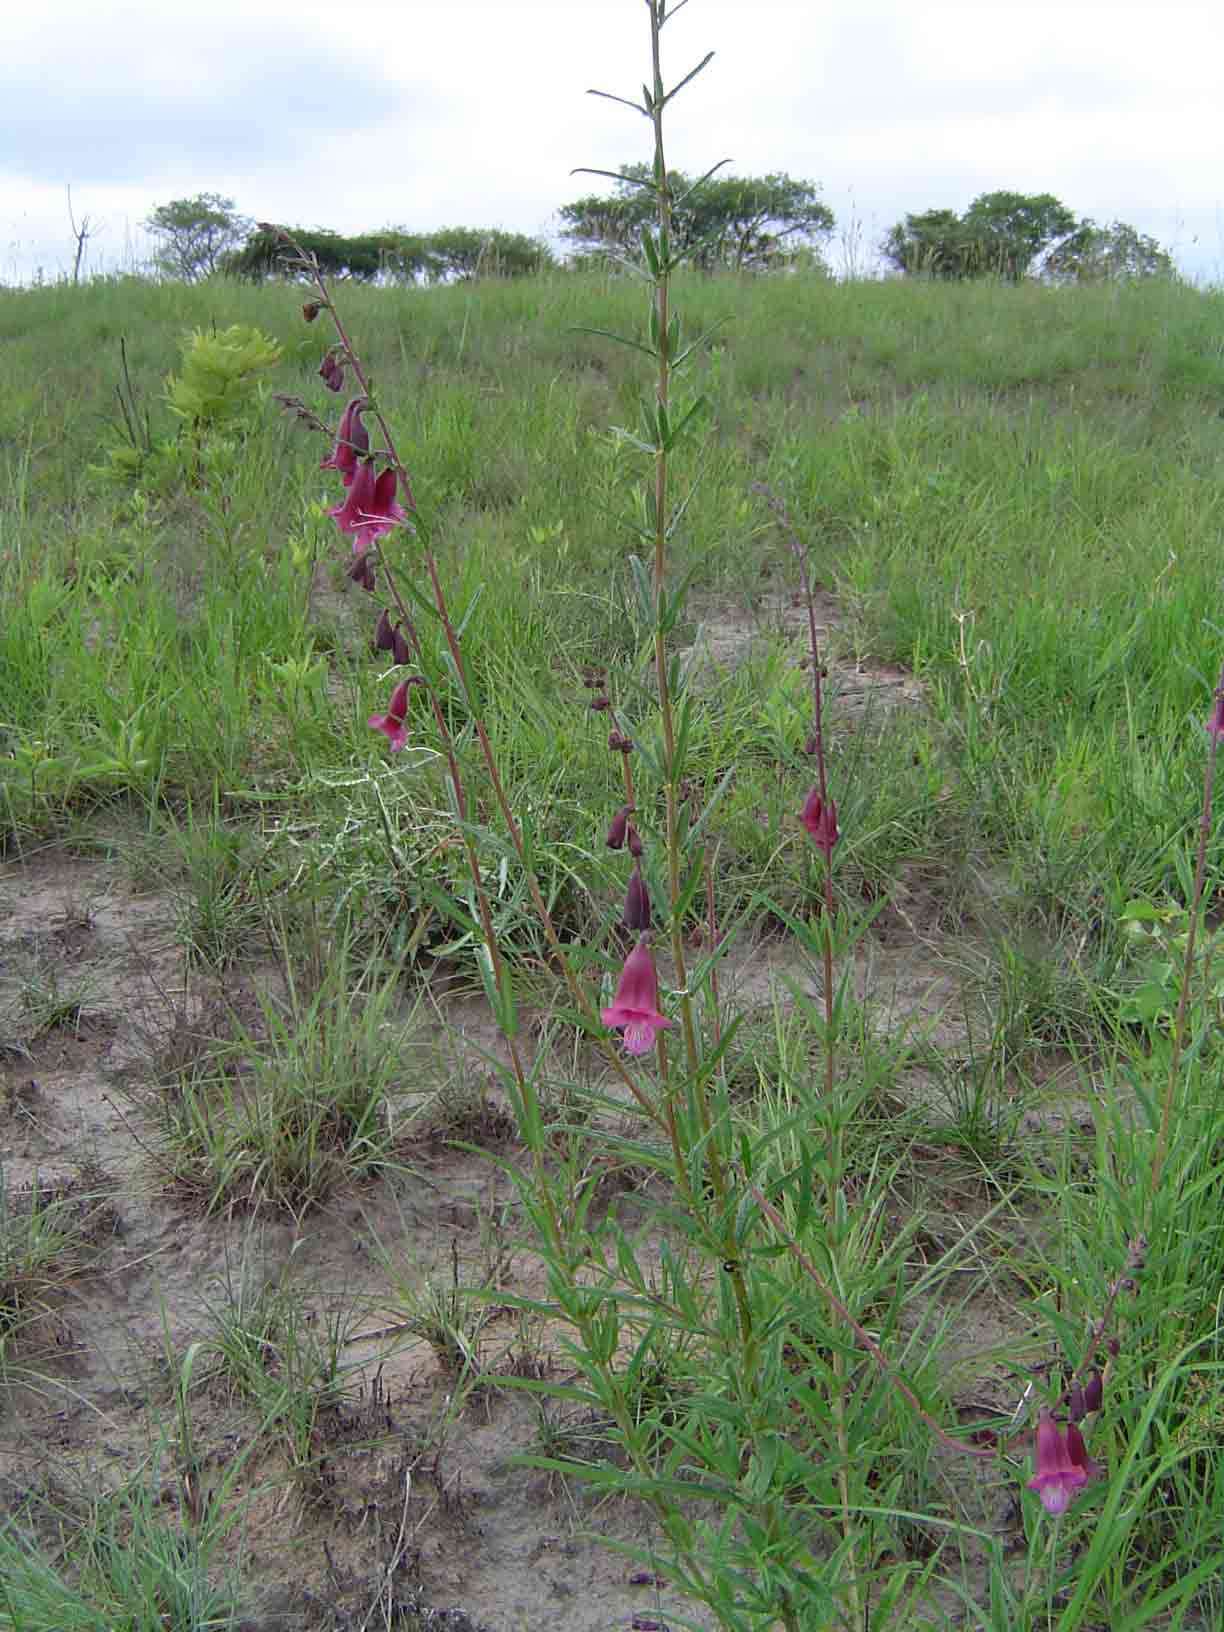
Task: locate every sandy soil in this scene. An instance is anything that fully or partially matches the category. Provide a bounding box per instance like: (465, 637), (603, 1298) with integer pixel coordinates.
(0, 606), (1043, 1629)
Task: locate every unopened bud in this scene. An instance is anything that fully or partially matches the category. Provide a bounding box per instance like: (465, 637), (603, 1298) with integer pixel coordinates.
(302, 302), (322, 323)
(374, 609), (395, 652)
(1083, 1370), (1103, 1414)
(608, 731), (634, 754)
(348, 553), (376, 591)
(605, 805), (631, 850)
(590, 696), (611, 712)
(1067, 1384), (1087, 1422)
(627, 824), (643, 858)
(391, 625), (413, 666)
(623, 866), (652, 931)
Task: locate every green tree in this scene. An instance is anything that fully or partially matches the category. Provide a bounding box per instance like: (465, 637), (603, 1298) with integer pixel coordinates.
(225, 224), (552, 284)
(880, 208), (977, 279)
(145, 193), (250, 282)
(882, 191), (1077, 280)
(961, 191), (1077, 278)
(560, 164), (833, 271)
(1041, 219), (1175, 283)
(422, 226), (555, 281)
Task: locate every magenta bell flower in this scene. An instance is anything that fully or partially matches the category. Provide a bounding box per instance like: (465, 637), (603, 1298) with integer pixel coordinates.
(368, 679), (411, 752)
(800, 788), (839, 859)
(601, 939), (674, 1056)
(329, 461), (409, 551)
(320, 397), (369, 487)
(1027, 1410), (1093, 1516)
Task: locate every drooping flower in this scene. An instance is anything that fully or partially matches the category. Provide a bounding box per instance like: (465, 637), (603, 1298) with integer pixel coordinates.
(368, 679), (411, 751)
(373, 608), (395, 653)
(329, 461), (410, 552)
(601, 939), (674, 1056)
(800, 788), (839, 860)
(1026, 1411), (1089, 1516)
(330, 458), (378, 538)
(321, 397), (369, 487)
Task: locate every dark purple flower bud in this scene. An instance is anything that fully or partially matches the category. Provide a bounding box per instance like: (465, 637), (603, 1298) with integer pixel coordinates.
(623, 866), (652, 932)
(321, 398), (370, 486)
(348, 552), (376, 591)
(608, 731), (634, 754)
(627, 824), (643, 858)
(391, 625), (413, 667)
(800, 788), (839, 860)
(605, 805), (631, 850)
(374, 608), (395, 652)
(1067, 1383), (1087, 1422)
(319, 352), (345, 392)
(1083, 1370), (1103, 1414)
(1107, 1337), (1120, 1358)
(590, 696), (611, 712)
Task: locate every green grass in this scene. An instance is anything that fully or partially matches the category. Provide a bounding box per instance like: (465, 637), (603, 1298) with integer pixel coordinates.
(4, 263), (1224, 1627)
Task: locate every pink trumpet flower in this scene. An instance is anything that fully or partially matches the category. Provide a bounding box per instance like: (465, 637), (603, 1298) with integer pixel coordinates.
(601, 940), (674, 1056)
(1027, 1411), (1094, 1516)
(368, 679), (411, 752)
(329, 462), (409, 551)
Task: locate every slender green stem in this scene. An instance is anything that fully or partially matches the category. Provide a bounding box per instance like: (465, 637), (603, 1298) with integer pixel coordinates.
(1151, 658), (1224, 1202)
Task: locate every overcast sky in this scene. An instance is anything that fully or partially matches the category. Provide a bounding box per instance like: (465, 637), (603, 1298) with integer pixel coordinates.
(4, 0), (1221, 285)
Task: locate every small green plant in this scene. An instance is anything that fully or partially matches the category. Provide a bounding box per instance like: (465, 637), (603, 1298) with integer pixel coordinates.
(148, 940), (418, 1216)
(0, 1166), (116, 1375)
(1115, 895), (1224, 1027)
(199, 1247), (361, 1480)
(93, 323), (280, 489)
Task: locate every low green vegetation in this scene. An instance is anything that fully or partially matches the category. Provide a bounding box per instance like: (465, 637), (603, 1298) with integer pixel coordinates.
(2, 237), (1224, 1628)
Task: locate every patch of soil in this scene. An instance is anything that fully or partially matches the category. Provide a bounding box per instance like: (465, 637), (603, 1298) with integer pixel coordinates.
(0, 605), (1048, 1630)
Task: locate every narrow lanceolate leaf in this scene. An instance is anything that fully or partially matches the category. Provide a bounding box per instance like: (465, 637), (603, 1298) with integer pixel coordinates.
(659, 49), (716, 109)
(571, 325), (658, 361)
(666, 393), (708, 448)
(675, 156), (732, 206)
(570, 165), (657, 191)
(641, 227), (661, 276)
(584, 89), (651, 117)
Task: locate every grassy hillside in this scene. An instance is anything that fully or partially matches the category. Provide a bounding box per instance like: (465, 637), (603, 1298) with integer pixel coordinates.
(3, 266), (1224, 1629)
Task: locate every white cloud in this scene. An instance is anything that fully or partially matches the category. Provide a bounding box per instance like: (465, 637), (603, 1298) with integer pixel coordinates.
(4, 0), (1221, 284)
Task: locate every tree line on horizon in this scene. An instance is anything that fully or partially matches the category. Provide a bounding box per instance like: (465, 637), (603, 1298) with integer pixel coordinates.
(142, 181), (1175, 288)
